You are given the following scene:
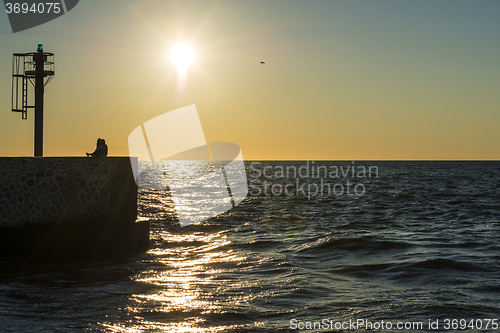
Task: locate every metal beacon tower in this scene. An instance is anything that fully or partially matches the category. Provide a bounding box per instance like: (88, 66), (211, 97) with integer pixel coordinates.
(12, 44), (55, 157)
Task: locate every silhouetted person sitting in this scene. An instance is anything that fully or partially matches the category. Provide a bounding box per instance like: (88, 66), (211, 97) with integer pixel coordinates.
(86, 138), (108, 157)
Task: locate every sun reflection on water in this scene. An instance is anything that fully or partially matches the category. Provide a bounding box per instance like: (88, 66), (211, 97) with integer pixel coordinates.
(99, 230), (247, 332)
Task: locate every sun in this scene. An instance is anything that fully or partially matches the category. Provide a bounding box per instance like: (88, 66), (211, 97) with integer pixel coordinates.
(170, 42), (196, 74)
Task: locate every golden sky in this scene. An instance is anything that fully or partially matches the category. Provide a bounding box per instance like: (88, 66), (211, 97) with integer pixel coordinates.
(0, 0), (499, 159)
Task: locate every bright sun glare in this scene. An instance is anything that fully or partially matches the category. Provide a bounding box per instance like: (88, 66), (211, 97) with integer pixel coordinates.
(170, 43), (196, 74)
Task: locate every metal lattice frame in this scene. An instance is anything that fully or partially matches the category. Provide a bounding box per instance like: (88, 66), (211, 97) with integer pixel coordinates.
(11, 52), (54, 120)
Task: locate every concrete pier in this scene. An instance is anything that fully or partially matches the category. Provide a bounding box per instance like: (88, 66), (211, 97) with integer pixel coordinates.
(0, 157), (149, 260)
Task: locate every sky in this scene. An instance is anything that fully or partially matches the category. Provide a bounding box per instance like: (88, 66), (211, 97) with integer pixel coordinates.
(0, 0), (499, 160)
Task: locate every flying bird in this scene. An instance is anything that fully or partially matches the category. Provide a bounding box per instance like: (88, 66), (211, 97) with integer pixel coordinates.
(260, 61), (265, 65)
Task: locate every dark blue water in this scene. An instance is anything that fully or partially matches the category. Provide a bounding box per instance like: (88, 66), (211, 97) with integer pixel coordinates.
(1, 161), (499, 332)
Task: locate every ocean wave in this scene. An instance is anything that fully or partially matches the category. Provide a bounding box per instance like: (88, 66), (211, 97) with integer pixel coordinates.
(297, 235), (414, 255)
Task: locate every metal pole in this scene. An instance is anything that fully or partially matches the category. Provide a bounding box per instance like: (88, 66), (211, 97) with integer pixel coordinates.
(34, 48), (44, 157)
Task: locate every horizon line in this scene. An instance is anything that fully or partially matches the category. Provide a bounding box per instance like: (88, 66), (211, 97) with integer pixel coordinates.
(1, 156), (499, 162)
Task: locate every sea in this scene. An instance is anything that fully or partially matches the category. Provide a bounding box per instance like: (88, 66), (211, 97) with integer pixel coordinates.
(0, 161), (499, 332)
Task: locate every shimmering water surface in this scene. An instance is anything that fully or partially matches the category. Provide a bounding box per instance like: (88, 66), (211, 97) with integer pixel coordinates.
(1, 161), (499, 332)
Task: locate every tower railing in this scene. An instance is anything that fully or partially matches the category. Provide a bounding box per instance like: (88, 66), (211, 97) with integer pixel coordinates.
(11, 45), (54, 156)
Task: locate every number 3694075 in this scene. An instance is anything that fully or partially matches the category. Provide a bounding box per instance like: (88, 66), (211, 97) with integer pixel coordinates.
(5, 2), (62, 14)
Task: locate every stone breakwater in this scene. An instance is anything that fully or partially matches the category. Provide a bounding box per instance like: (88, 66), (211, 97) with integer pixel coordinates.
(0, 157), (137, 225)
(0, 157), (148, 259)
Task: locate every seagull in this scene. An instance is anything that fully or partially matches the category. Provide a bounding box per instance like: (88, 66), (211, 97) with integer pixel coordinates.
(260, 61), (265, 65)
